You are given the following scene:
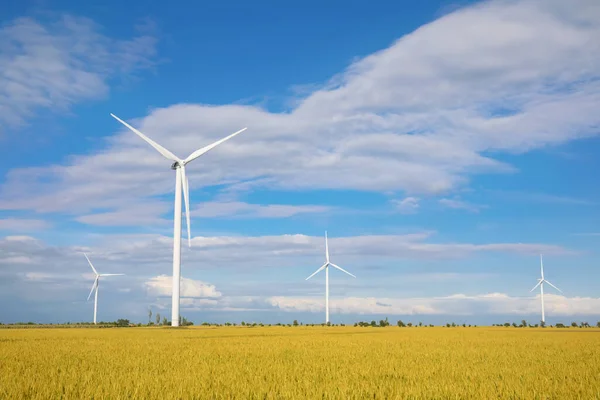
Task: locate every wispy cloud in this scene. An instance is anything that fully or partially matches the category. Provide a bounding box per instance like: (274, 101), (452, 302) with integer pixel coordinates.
(392, 197), (420, 214)
(0, 14), (158, 130)
(75, 201), (170, 227)
(488, 190), (596, 206)
(267, 293), (600, 316)
(439, 198), (485, 213)
(0, 218), (51, 231)
(0, 232), (573, 281)
(193, 201), (330, 219)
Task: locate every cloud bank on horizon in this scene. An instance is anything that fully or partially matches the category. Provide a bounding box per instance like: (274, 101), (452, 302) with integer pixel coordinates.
(1, 0), (599, 323)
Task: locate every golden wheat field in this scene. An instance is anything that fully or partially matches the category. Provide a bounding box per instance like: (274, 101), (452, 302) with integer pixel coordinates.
(1, 326), (599, 399)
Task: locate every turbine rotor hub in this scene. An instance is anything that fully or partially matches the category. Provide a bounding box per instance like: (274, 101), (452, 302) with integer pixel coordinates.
(171, 161), (180, 170)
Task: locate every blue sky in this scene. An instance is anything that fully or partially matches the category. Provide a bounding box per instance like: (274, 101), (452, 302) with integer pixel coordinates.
(1, 0), (600, 325)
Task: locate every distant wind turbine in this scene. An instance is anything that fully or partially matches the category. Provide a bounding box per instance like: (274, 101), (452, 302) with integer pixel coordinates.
(530, 254), (562, 324)
(110, 113), (247, 327)
(306, 232), (356, 324)
(84, 253), (124, 325)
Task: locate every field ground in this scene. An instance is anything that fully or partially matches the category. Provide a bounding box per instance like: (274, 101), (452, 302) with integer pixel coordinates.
(1, 326), (599, 399)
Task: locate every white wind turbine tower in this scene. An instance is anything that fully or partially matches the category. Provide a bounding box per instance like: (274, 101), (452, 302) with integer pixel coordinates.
(84, 253), (124, 325)
(530, 254), (562, 324)
(306, 232), (356, 324)
(110, 113), (247, 327)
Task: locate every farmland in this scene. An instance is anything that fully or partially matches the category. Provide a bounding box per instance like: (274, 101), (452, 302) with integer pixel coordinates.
(1, 326), (599, 399)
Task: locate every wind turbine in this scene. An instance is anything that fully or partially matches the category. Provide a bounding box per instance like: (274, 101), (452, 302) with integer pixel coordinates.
(306, 232), (356, 324)
(110, 113), (247, 327)
(84, 253), (124, 325)
(530, 254), (562, 324)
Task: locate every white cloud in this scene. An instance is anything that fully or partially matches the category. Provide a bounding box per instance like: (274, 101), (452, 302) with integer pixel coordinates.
(486, 190), (596, 206)
(75, 201), (170, 227)
(439, 198), (485, 213)
(24, 272), (55, 281)
(0, 14), (157, 130)
(0, 218), (50, 231)
(1, 0), (599, 224)
(267, 293), (600, 316)
(145, 275), (222, 298)
(194, 201), (330, 219)
(392, 197), (420, 214)
(0, 232), (572, 282)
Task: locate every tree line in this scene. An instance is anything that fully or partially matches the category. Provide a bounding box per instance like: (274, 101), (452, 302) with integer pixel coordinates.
(3, 317), (600, 329)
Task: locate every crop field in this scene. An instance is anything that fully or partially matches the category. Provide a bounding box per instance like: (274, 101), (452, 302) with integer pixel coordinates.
(1, 326), (599, 399)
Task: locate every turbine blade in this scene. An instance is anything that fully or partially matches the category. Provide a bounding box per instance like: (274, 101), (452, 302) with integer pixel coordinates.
(305, 263), (327, 281)
(530, 280), (542, 292)
(99, 274), (125, 276)
(87, 277), (98, 301)
(180, 165), (191, 248)
(110, 113), (180, 162)
(183, 127), (247, 164)
(84, 253), (98, 275)
(544, 280), (562, 293)
(540, 254), (544, 279)
(325, 231), (329, 263)
(330, 263), (356, 278)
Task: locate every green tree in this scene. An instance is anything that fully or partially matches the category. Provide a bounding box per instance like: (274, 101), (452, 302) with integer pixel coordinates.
(397, 320), (405, 327)
(162, 317), (168, 326)
(293, 320), (299, 326)
(116, 319), (130, 327)
(156, 313), (160, 325)
(540, 320), (546, 328)
(521, 319), (527, 328)
(148, 308), (153, 325)
(597, 321), (600, 328)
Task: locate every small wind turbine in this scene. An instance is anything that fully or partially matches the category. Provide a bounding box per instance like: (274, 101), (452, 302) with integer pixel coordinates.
(306, 232), (356, 324)
(110, 113), (247, 327)
(530, 254), (562, 324)
(84, 253), (124, 325)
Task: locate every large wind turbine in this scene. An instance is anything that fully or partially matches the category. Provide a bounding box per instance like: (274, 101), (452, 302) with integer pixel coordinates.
(84, 253), (124, 325)
(530, 254), (562, 324)
(110, 113), (247, 327)
(306, 232), (356, 324)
